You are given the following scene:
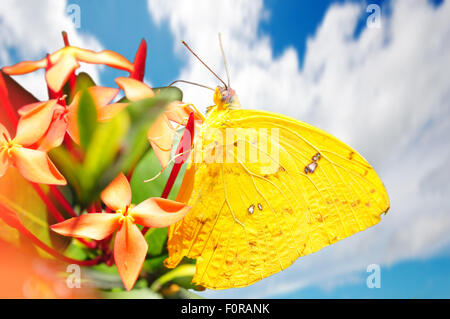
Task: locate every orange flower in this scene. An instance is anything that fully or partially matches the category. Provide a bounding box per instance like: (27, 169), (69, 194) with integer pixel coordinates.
(115, 77), (202, 168)
(51, 173), (190, 291)
(17, 86), (127, 149)
(0, 122), (66, 185)
(2, 46), (134, 93)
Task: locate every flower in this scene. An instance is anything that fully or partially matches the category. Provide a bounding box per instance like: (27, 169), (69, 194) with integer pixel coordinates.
(0, 122), (66, 185)
(64, 86), (127, 144)
(2, 46), (134, 93)
(17, 86), (127, 149)
(50, 173), (190, 291)
(115, 77), (203, 168)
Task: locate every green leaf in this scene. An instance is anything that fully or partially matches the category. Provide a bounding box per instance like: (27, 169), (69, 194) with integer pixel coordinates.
(76, 90), (180, 205)
(0, 169), (68, 253)
(48, 146), (80, 190)
(130, 132), (186, 202)
(104, 90), (180, 184)
(78, 111), (130, 204)
(63, 72), (96, 104)
(142, 254), (168, 274)
(75, 72), (96, 91)
(77, 89), (98, 150)
(153, 86), (183, 101)
(63, 240), (91, 260)
(144, 227), (168, 256)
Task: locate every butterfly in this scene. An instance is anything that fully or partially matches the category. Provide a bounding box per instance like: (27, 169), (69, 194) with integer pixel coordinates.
(163, 38), (390, 290)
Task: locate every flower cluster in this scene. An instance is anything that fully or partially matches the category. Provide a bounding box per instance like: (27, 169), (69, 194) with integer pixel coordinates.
(0, 32), (199, 292)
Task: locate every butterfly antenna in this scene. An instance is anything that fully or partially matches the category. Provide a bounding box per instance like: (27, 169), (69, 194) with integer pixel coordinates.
(218, 33), (231, 88)
(168, 79), (215, 91)
(181, 40), (228, 88)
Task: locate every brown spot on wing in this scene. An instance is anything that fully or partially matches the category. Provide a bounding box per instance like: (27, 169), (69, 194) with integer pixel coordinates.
(351, 200), (361, 207)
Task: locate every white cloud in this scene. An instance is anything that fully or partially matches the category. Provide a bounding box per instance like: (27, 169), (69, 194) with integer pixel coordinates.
(148, 0), (450, 297)
(0, 0), (102, 100)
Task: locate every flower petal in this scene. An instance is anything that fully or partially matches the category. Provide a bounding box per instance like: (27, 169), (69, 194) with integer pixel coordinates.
(114, 219), (148, 291)
(37, 116), (68, 151)
(51, 213), (120, 240)
(0, 123), (11, 143)
(3, 46), (133, 82)
(74, 48), (134, 71)
(0, 150), (9, 179)
(18, 100), (49, 117)
(130, 39), (147, 81)
(97, 102), (128, 122)
(164, 101), (192, 124)
(151, 143), (172, 170)
(132, 198), (190, 228)
(148, 114), (175, 169)
(87, 86), (120, 106)
(100, 173), (131, 211)
(2, 59), (47, 75)
(0, 201), (22, 230)
(67, 86), (121, 129)
(14, 100), (59, 146)
(46, 54), (80, 92)
(115, 77), (154, 101)
(11, 147), (66, 185)
(66, 103), (80, 144)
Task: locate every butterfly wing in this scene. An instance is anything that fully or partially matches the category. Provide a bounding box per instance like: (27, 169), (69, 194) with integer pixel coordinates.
(165, 109), (390, 289)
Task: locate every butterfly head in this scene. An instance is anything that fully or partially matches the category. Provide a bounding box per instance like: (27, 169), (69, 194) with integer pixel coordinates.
(214, 86), (241, 110)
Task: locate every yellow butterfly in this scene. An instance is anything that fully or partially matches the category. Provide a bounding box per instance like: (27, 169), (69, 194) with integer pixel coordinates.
(164, 38), (390, 290)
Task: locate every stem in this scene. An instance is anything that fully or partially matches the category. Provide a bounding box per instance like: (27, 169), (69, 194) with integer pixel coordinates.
(77, 238), (98, 250)
(49, 185), (77, 217)
(142, 112), (195, 235)
(32, 183), (97, 249)
(31, 183), (65, 222)
(64, 133), (83, 161)
(62, 31), (70, 47)
(18, 222), (102, 266)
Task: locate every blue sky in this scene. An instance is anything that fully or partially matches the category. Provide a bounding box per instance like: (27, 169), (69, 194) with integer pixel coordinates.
(1, 0), (449, 298)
